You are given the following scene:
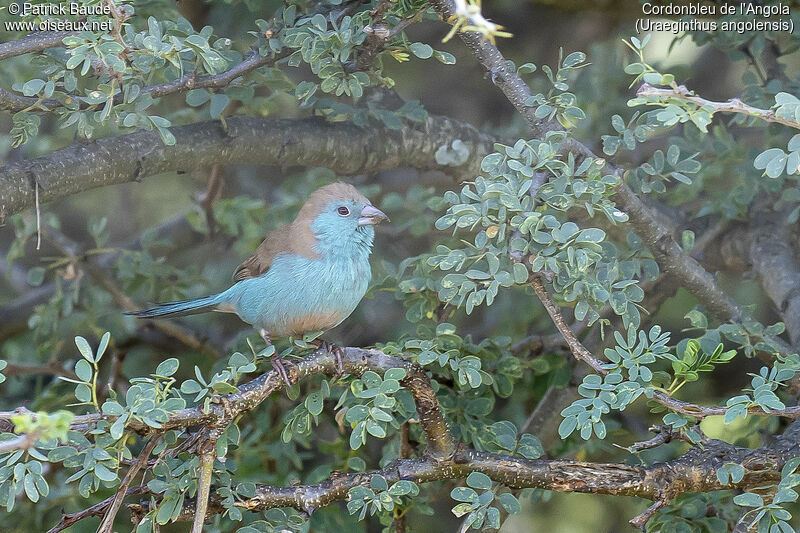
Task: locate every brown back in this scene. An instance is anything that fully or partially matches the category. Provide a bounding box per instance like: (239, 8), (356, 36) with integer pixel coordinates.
(232, 183), (369, 281)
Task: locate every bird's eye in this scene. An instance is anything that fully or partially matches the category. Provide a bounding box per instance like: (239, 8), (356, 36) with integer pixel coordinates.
(337, 206), (350, 216)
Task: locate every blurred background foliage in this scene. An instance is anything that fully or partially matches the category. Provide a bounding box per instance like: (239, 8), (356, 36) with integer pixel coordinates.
(1, 0), (800, 531)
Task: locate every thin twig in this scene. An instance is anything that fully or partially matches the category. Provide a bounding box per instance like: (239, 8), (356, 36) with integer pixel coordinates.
(385, 4), (430, 40)
(637, 83), (800, 131)
(97, 437), (160, 533)
(0, 433), (38, 454)
(529, 273), (800, 421)
(191, 434), (218, 533)
(529, 274), (606, 373)
(35, 180), (41, 250)
(2, 362), (78, 381)
(630, 500), (669, 531)
(46, 486), (150, 533)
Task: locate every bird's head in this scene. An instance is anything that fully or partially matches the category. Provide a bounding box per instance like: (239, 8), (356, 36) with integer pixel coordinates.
(296, 183), (389, 257)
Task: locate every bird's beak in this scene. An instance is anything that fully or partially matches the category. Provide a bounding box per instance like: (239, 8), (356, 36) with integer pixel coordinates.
(358, 204), (390, 226)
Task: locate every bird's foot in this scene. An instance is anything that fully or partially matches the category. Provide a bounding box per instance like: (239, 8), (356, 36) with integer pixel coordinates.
(270, 354), (295, 388)
(314, 340), (346, 376)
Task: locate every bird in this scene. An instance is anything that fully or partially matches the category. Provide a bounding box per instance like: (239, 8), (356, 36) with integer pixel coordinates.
(126, 182), (389, 386)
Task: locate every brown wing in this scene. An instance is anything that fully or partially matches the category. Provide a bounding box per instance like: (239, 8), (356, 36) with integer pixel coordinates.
(232, 221), (321, 282)
(232, 225), (290, 282)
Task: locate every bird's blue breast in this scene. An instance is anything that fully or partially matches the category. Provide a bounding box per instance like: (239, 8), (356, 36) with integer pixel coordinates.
(221, 250), (372, 337)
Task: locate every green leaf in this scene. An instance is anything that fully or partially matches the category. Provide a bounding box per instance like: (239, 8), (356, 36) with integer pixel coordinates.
(575, 228), (605, 243)
(451, 486), (477, 502)
(101, 401), (125, 416)
(181, 380), (203, 394)
(156, 495), (178, 524)
(21, 79), (45, 97)
(186, 89), (211, 107)
(48, 446), (78, 462)
(434, 50), (456, 64)
(155, 358), (180, 377)
(94, 463), (117, 482)
(370, 474), (388, 491)
(409, 43), (433, 59)
(558, 416), (578, 438)
(733, 492), (763, 507)
(75, 336), (95, 362)
(26, 267), (45, 286)
(306, 391), (324, 416)
(110, 414), (127, 440)
(75, 359), (93, 382)
(384, 368), (407, 381)
(211, 382), (239, 394)
(497, 492), (521, 514)
(466, 471), (492, 490)
(365, 419), (386, 438)
(209, 94), (230, 118)
(23, 472), (39, 502)
(513, 263), (529, 283)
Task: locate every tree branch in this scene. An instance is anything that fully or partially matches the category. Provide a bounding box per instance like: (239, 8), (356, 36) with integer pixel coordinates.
(428, 0), (793, 359)
(530, 273), (800, 420)
(134, 49), (292, 103)
(0, 114), (493, 222)
(1, 362), (78, 381)
(429, 0), (544, 134)
(529, 274), (605, 373)
(637, 83), (800, 131)
(192, 433), (218, 533)
(146, 422), (800, 528)
(4, 347), (455, 458)
(96, 438), (159, 533)
(46, 485), (150, 533)
(748, 217), (800, 350)
(0, 31), (76, 61)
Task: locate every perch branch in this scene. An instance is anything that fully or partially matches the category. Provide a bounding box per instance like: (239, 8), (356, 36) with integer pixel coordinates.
(5, 346), (454, 458)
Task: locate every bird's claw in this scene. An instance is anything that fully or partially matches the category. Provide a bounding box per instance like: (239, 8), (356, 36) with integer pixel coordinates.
(315, 340), (346, 376)
(270, 354), (295, 388)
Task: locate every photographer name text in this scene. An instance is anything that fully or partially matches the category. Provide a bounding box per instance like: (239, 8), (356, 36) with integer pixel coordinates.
(4, 2), (112, 32)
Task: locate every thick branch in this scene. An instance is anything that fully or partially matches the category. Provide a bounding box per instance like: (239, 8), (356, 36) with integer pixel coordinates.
(0, 114), (493, 222)
(0, 31), (75, 61)
(748, 218), (800, 349)
(159, 423), (800, 525)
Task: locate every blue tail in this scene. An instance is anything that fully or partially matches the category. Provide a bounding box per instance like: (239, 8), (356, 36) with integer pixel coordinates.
(126, 293), (226, 319)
